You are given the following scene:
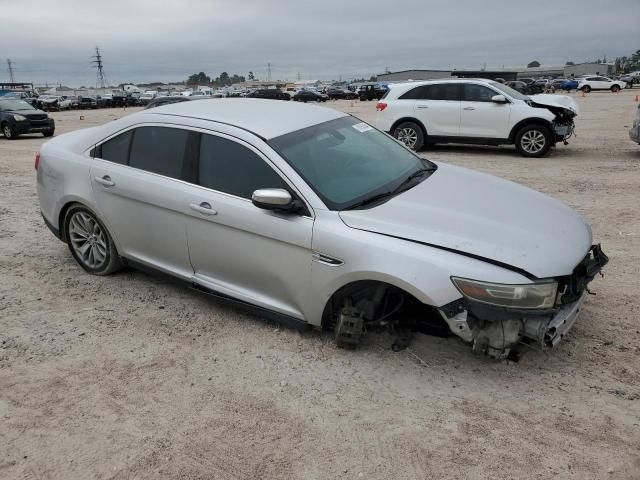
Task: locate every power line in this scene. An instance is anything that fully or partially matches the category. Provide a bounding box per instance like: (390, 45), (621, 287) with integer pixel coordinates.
(7, 59), (15, 83)
(90, 46), (108, 88)
(267, 62), (272, 82)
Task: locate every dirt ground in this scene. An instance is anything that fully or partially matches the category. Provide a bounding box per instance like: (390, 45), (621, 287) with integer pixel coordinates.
(1, 90), (639, 480)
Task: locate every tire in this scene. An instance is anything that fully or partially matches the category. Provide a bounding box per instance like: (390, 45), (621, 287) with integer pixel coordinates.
(582, 85), (591, 93)
(2, 122), (18, 140)
(393, 121), (424, 151)
(514, 124), (553, 158)
(43, 129), (55, 137)
(64, 205), (122, 275)
(611, 85), (620, 93)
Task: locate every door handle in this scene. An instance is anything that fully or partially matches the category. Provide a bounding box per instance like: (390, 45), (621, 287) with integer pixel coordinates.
(416, 105), (429, 109)
(190, 202), (218, 216)
(95, 175), (115, 187)
(463, 107), (475, 111)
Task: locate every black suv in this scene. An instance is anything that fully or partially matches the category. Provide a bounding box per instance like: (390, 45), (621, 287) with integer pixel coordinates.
(247, 89), (291, 101)
(0, 98), (55, 139)
(358, 83), (387, 101)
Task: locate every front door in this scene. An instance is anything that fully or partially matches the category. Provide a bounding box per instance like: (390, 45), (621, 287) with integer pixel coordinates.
(185, 132), (313, 320)
(460, 83), (511, 138)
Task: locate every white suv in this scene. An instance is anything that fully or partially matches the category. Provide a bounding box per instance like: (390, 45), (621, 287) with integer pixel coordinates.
(577, 76), (626, 93)
(375, 79), (578, 157)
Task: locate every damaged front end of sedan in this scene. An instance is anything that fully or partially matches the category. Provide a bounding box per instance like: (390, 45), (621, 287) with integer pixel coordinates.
(439, 244), (609, 359)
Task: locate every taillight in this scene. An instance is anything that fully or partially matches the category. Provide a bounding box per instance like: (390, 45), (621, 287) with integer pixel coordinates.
(35, 152), (41, 170)
(376, 102), (387, 111)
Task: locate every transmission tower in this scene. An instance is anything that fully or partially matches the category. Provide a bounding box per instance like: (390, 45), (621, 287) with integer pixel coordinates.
(91, 46), (108, 88)
(7, 59), (15, 83)
(267, 63), (272, 82)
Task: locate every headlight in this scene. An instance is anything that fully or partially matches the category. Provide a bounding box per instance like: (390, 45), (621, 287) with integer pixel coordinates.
(451, 277), (557, 309)
(13, 114), (27, 121)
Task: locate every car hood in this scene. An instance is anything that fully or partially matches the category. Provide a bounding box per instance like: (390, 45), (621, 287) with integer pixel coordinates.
(6, 108), (49, 116)
(339, 163), (592, 278)
(529, 94), (579, 115)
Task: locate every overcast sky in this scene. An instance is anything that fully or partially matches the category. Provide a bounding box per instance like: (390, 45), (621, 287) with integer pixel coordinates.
(2, 0), (638, 87)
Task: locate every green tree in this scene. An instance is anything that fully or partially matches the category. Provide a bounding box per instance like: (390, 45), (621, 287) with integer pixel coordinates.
(368, 75), (378, 82)
(248, 71), (255, 80)
(527, 60), (541, 68)
(186, 72), (210, 85)
(565, 61), (575, 66)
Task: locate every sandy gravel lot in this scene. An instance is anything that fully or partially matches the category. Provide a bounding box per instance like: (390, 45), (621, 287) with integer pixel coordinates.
(1, 90), (639, 479)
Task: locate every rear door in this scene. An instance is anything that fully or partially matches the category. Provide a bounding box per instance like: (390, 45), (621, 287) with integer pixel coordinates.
(185, 131), (313, 320)
(406, 83), (461, 136)
(460, 83), (511, 139)
(90, 125), (196, 279)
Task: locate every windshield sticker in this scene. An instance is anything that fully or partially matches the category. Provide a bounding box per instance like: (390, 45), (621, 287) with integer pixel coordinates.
(352, 122), (373, 133)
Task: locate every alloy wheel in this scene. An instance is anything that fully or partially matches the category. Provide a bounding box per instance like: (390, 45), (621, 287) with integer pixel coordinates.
(520, 130), (546, 155)
(68, 211), (108, 269)
(3, 125), (11, 138)
(396, 127), (418, 148)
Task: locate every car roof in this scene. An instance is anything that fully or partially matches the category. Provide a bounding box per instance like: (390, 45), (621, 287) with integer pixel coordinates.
(147, 98), (348, 139)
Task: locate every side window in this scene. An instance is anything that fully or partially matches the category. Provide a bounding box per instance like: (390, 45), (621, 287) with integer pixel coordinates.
(129, 126), (189, 179)
(198, 134), (287, 199)
(419, 83), (460, 101)
(98, 130), (133, 165)
(462, 84), (497, 102)
(399, 86), (423, 100)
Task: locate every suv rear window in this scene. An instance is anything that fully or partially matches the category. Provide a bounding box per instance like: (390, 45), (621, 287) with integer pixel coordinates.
(399, 83), (460, 101)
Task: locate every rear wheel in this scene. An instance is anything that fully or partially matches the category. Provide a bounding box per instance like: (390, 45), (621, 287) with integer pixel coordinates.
(582, 85), (591, 93)
(393, 121), (424, 151)
(64, 205), (122, 275)
(2, 122), (18, 139)
(514, 124), (553, 158)
(611, 85), (620, 93)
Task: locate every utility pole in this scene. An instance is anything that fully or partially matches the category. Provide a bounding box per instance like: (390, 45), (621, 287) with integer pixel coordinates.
(267, 63), (272, 82)
(7, 59), (15, 83)
(91, 46), (107, 89)
(296, 72), (301, 81)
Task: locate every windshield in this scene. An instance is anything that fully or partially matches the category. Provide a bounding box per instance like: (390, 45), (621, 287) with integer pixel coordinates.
(490, 81), (530, 101)
(269, 116), (435, 210)
(0, 99), (36, 111)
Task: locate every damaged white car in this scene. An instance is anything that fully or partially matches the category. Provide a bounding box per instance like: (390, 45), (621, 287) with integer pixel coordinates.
(375, 79), (578, 157)
(36, 99), (606, 359)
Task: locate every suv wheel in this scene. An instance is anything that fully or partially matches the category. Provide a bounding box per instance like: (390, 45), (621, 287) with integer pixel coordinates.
(2, 123), (18, 140)
(582, 85), (591, 93)
(43, 129), (55, 137)
(393, 122), (424, 151)
(515, 125), (552, 158)
(611, 85), (620, 93)
(64, 205), (122, 275)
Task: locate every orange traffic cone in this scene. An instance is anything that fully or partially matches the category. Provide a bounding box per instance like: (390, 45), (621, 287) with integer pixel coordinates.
(635, 95), (639, 102)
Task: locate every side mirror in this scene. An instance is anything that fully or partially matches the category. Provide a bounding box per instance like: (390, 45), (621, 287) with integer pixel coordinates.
(491, 94), (508, 104)
(252, 188), (301, 213)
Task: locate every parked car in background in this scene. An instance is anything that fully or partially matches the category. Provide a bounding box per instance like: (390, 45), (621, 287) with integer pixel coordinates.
(619, 74), (637, 88)
(35, 99), (608, 359)
(138, 93), (156, 105)
(293, 90), (328, 102)
(327, 88), (358, 100)
(78, 96), (98, 109)
(561, 78), (579, 91)
(376, 79), (578, 157)
(358, 83), (386, 101)
(505, 81), (543, 95)
(144, 95), (193, 110)
(578, 76), (625, 93)
(630, 104), (640, 145)
(247, 89), (291, 101)
(0, 98), (55, 139)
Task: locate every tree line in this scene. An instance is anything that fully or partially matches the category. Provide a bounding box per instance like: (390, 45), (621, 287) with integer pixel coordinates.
(186, 71), (247, 86)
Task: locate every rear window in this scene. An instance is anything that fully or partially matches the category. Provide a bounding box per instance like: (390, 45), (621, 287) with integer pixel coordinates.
(399, 83), (460, 101)
(128, 127), (189, 179)
(98, 130), (133, 165)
